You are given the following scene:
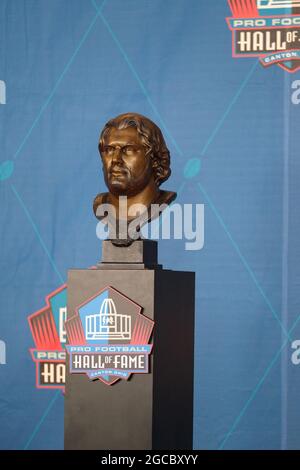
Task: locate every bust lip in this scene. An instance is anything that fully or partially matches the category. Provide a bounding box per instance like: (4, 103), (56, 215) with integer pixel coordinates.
(110, 173), (126, 181)
(111, 170), (125, 175)
(110, 168), (128, 179)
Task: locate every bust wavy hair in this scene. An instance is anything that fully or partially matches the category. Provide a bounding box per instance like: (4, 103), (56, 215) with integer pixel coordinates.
(98, 112), (171, 186)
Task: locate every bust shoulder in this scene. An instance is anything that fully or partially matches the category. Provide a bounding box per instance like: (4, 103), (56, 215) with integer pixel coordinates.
(93, 192), (109, 220)
(154, 190), (177, 207)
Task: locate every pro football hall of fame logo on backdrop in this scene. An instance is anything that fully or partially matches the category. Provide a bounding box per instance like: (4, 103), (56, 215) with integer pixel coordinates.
(65, 286), (154, 386)
(28, 285), (67, 391)
(227, 0), (300, 72)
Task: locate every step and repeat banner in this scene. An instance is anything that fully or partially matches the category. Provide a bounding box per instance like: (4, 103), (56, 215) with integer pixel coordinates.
(0, 0), (300, 450)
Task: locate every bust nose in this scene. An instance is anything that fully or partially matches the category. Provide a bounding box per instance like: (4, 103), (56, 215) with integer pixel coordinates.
(111, 146), (123, 163)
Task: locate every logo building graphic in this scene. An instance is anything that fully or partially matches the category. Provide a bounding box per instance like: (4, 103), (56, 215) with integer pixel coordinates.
(28, 285), (67, 391)
(226, 0), (300, 72)
(85, 298), (131, 341)
(65, 286), (154, 386)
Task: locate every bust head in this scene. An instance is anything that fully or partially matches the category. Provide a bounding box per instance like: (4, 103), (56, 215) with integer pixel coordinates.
(94, 112), (176, 244)
(98, 112), (171, 197)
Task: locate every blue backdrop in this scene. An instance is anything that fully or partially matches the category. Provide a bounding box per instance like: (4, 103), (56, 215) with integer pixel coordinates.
(0, 0), (300, 450)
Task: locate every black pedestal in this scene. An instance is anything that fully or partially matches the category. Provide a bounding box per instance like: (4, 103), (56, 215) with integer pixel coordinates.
(64, 241), (195, 450)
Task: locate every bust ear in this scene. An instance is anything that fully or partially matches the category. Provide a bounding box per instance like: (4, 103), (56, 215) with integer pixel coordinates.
(154, 164), (171, 186)
(151, 145), (171, 186)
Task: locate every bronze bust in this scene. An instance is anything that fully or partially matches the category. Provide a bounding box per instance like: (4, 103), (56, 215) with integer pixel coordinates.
(93, 112), (176, 244)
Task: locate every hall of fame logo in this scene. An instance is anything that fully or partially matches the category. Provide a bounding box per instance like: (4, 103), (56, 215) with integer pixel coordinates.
(227, 0), (300, 72)
(65, 286), (154, 386)
(28, 285), (67, 391)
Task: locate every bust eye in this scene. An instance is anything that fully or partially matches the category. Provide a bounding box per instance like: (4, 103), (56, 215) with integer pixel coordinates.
(123, 145), (137, 155)
(103, 145), (115, 155)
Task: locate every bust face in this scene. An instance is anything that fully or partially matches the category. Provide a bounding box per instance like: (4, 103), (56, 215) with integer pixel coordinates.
(100, 127), (153, 197)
